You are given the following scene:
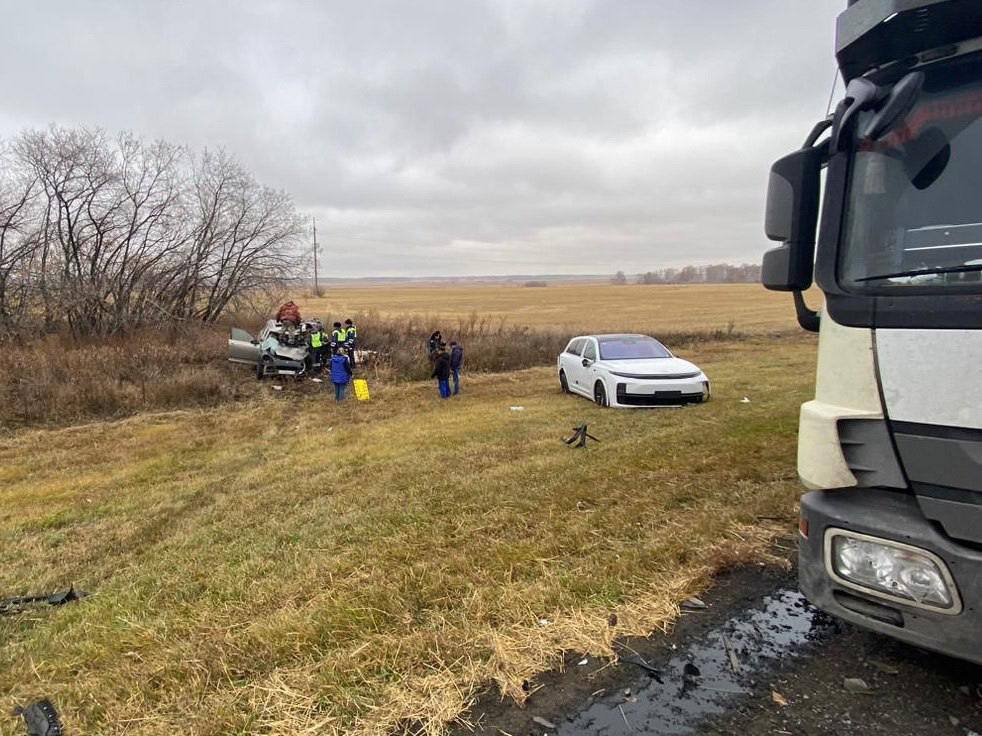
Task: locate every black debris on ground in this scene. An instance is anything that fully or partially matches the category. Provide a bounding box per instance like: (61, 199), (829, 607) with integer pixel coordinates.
(12, 699), (63, 736)
(454, 551), (982, 736)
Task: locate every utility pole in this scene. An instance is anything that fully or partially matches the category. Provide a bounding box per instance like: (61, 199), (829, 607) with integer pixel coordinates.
(312, 217), (321, 297)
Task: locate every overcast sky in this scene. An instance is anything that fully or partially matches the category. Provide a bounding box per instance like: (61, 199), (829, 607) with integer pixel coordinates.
(0, 1), (842, 277)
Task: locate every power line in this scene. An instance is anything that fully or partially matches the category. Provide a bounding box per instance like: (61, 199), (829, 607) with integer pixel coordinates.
(825, 65), (840, 117)
(312, 216), (321, 296)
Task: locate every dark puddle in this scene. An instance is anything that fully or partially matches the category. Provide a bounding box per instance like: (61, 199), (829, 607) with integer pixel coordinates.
(560, 589), (836, 735)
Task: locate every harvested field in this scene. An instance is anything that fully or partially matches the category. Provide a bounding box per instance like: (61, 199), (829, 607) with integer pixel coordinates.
(0, 334), (816, 735)
(300, 283), (820, 334)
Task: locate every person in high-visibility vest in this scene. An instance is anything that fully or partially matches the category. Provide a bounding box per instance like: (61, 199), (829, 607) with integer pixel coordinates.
(309, 322), (325, 371)
(344, 318), (358, 368)
(331, 321), (347, 349)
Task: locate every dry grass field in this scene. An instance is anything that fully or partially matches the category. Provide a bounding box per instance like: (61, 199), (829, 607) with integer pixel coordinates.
(1, 283), (817, 428)
(299, 283), (819, 335)
(0, 334), (816, 736)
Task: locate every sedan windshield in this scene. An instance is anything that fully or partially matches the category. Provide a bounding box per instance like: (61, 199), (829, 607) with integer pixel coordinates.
(840, 54), (982, 291)
(598, 337), (671, 360)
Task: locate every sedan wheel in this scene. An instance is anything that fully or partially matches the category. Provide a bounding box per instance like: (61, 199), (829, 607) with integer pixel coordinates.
(593, 381), (608, 407)
(559, 370), (570, 394)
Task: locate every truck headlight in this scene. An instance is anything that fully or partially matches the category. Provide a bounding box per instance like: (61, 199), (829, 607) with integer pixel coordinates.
(827, 530), (959, 612)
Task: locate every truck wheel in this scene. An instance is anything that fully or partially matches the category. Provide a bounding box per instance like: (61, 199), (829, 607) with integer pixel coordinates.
(560, 370), (570, 393)
(594, 381), (609, 407)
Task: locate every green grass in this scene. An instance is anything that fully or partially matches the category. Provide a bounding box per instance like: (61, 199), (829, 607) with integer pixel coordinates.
(0, 335), (815, 736)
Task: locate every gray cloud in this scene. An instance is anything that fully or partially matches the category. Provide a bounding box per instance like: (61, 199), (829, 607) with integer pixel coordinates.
(0, 0), (843, 276)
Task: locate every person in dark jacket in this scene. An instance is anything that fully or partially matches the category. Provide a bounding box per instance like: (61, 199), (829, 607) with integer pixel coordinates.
(329, 346), (352, 401)
(427, 330), (442, 359)
(432, 345), (451, 399)
(449, 340), (464, 395)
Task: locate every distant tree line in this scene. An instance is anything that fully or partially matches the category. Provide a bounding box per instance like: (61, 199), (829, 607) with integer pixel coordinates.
(612, 263), (762, 285)
(0, 126), (305, 338)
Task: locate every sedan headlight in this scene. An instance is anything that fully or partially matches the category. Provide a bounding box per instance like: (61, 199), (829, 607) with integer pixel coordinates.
(827, 530), (959, 612)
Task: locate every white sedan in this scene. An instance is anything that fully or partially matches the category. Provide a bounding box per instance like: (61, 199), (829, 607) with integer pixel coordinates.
(557, 334), (710, 407)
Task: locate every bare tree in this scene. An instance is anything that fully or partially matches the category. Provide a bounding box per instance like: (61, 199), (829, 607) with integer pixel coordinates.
(0, 144), (40, 334)
(1, 126), (305, 338)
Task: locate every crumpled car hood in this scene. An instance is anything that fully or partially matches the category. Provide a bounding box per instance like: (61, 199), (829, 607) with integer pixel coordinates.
(275, 347), (307, 362)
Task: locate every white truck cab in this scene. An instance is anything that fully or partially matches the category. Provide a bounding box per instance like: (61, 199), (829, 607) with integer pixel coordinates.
(763, 0), (982, 662)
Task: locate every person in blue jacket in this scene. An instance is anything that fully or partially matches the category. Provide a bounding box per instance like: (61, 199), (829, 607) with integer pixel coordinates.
(449, 340), (464, 395)
(329, 346), (352, 401)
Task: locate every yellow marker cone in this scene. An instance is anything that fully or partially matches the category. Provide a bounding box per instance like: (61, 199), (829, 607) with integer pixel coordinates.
(353, 378), (370, 401)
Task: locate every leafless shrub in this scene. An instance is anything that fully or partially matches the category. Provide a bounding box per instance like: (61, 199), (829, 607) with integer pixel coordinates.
(0, 126), (305, 339)
(0, 312), (754, 428)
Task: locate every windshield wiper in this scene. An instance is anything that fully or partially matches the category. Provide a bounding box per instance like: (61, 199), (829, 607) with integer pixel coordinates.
(856, 264), (982, 282)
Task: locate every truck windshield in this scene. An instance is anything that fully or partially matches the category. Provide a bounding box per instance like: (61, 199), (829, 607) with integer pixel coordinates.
(839, 54), (982, 291)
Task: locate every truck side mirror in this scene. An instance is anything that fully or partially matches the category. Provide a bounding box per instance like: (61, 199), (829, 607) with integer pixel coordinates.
(762, 145), (824, 292)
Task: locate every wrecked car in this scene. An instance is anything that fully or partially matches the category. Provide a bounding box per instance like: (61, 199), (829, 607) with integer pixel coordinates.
(228, 320), (318, 379)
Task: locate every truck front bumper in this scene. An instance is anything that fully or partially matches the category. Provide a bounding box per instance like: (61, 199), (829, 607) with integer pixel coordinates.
(800, 488), (982, 665)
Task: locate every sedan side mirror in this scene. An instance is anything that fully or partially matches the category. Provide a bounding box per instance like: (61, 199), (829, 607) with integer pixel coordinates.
(582, 358), (591, 367)
(762, 144), (825, 292)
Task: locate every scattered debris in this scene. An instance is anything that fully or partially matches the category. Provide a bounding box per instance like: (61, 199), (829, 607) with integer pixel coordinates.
(607, 612), (618, 627)
(13, 699), (63, 736)
(577, 658), (589, 666)
(867, 659), (899, 675)
(624, 688), (632, 697)
(509, 406), (525, 411)
(531, 716), (557, 730)
(564, 424), (600, 449)
(618, 704), (631, 730)
(1, 587), (86, 616)
(537, 618), (552, 627)
(959, 685), (971, 696)
(311, 377), (323, 383)
(843, 677), (873, 694)
(771, 690), (789, 706)
(721, 632), (741, 673)
(563, 589), (837, 733)
(950, 715), (961, 727)
(740, 397), (751, 403)
(272, 385), (283, 391)
(621, 655), (662, 681)
(682, 597), (707, 610)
